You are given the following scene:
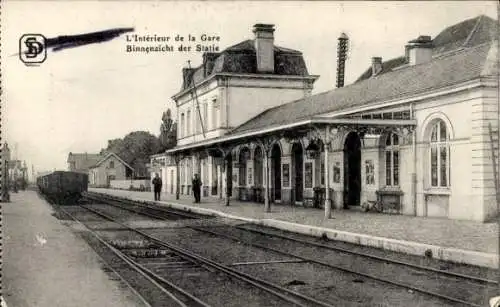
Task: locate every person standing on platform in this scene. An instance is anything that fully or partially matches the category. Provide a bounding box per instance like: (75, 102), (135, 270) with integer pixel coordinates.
(152, 173), (163, 201)
(192, 174), (202, 203)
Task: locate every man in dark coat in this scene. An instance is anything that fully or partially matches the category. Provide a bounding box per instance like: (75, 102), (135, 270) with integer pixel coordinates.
(192, 174), (202, 203)
(152, 173), (163, 201)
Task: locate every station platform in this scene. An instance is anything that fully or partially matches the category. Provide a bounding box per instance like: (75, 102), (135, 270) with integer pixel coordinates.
(91, 188), (499, 269)
(2, 191), (147, 307)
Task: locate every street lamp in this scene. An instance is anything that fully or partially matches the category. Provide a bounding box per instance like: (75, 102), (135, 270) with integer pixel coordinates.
(305, 140), (321, 159)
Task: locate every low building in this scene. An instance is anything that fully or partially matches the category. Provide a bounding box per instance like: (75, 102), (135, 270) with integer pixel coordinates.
(67, 152), (104, 174)
(88, 152), (134, 187)
(156, 16), (498, 222)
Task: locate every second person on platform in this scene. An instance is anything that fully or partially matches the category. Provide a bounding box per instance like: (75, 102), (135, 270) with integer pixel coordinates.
(192, 174), (202, 203)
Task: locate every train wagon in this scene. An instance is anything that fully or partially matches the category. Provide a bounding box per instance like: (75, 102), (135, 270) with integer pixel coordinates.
(37, 171), (88, 204)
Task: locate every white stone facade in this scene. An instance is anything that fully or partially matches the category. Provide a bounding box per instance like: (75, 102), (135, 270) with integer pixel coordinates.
(156, 18), (499, 222)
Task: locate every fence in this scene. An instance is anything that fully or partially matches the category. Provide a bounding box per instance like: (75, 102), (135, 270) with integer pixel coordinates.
(110, 179), (151, 191)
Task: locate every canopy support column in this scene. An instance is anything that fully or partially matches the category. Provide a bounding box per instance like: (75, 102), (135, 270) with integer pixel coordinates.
(224, 157), (230, 206)
(324, 142), (332, 219)
(175, 155), (180, 200)
(264, 149), (270, 212)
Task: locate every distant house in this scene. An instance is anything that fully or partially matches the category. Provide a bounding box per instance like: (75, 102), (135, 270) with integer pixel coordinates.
(88, 152), (134, 187)
(67, 152), (104, 174)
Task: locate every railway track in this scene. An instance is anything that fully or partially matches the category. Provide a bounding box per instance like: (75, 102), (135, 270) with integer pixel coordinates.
(61, 207), (211, 307)
(192, 225), (496, 307)
(232, 225), (498, 285)
(67, 201), (338, 307)
(85, 193), (500, 307)
(84, 193), (203, 220)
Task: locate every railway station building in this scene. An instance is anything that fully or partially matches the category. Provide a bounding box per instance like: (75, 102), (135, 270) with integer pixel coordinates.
(152, 16), (499, 222)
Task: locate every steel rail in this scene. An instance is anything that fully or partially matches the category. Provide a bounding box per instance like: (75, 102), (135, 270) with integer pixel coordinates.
(60, 207), (211, 307)
(88, 193), (496, 305)
(86, 195), (167, 220)
(79, 203), (336, 307)
(86, 192), (202, 219)
(90, 193), (498, 286)
(234, 225), (498, 285)
(56, 210), (153, 307)
(191, 226), (484, 307)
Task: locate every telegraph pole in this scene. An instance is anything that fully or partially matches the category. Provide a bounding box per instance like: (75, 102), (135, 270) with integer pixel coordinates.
(496, 0), (500, 291)
(187, 61), (206, 138)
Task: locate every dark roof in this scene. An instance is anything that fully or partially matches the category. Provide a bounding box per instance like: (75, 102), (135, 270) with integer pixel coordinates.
(356, 15), (498, 82)
(67, 153), (104, 170)
(180, 39), (310, 90)
(355, 56), (407, 84)
(90, 152), (134, 170)
(232, 42), (495, 134)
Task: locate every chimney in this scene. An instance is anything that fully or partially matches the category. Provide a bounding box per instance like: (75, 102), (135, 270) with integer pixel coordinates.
(182, 67), (195, 88)
(371, 57), (382, 76)
(406, 35), (433, 66)
(202, 52), (218, 77)
(336, 32), (349, 88)
(253, 24), (275, 73)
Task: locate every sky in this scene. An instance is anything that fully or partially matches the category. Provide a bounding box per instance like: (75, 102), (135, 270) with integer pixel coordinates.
(2, 1), (498, 175)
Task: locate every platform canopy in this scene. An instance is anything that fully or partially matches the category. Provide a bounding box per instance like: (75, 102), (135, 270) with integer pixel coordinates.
(166, 117), (417, 156)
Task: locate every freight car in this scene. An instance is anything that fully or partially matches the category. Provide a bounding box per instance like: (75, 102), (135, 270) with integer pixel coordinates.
(37, 171), (88, 204)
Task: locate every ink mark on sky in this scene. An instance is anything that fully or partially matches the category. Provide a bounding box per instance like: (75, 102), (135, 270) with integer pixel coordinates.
(14, 27), (135, 59)
(46, 27), (135, 52)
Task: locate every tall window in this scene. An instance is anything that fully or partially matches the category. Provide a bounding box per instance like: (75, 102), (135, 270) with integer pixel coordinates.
(429, 120), (450, 187)
(195, 106), (202, 134)
(212, 98), (219, 130)
(109, 161), (114, 169)
(180, 113), (185, 138)
(186, 109), (191, 136)
(385, 133), (399, 186)
(203, 103), (208, 132)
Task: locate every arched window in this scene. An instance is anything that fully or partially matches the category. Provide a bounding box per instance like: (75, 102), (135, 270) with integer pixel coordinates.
(109, 161), (114, 169)
(385, 133), (399, 186)
(429, 120), (450, 187)
(239, 148), (250, 186)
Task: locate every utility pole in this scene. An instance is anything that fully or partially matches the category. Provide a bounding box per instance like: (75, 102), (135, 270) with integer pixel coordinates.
(187, 61), (206, 138)
(496, 0), (500, 292)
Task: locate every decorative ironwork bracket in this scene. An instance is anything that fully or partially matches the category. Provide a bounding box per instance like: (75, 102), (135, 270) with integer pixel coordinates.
(255, 135), (280, 158)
